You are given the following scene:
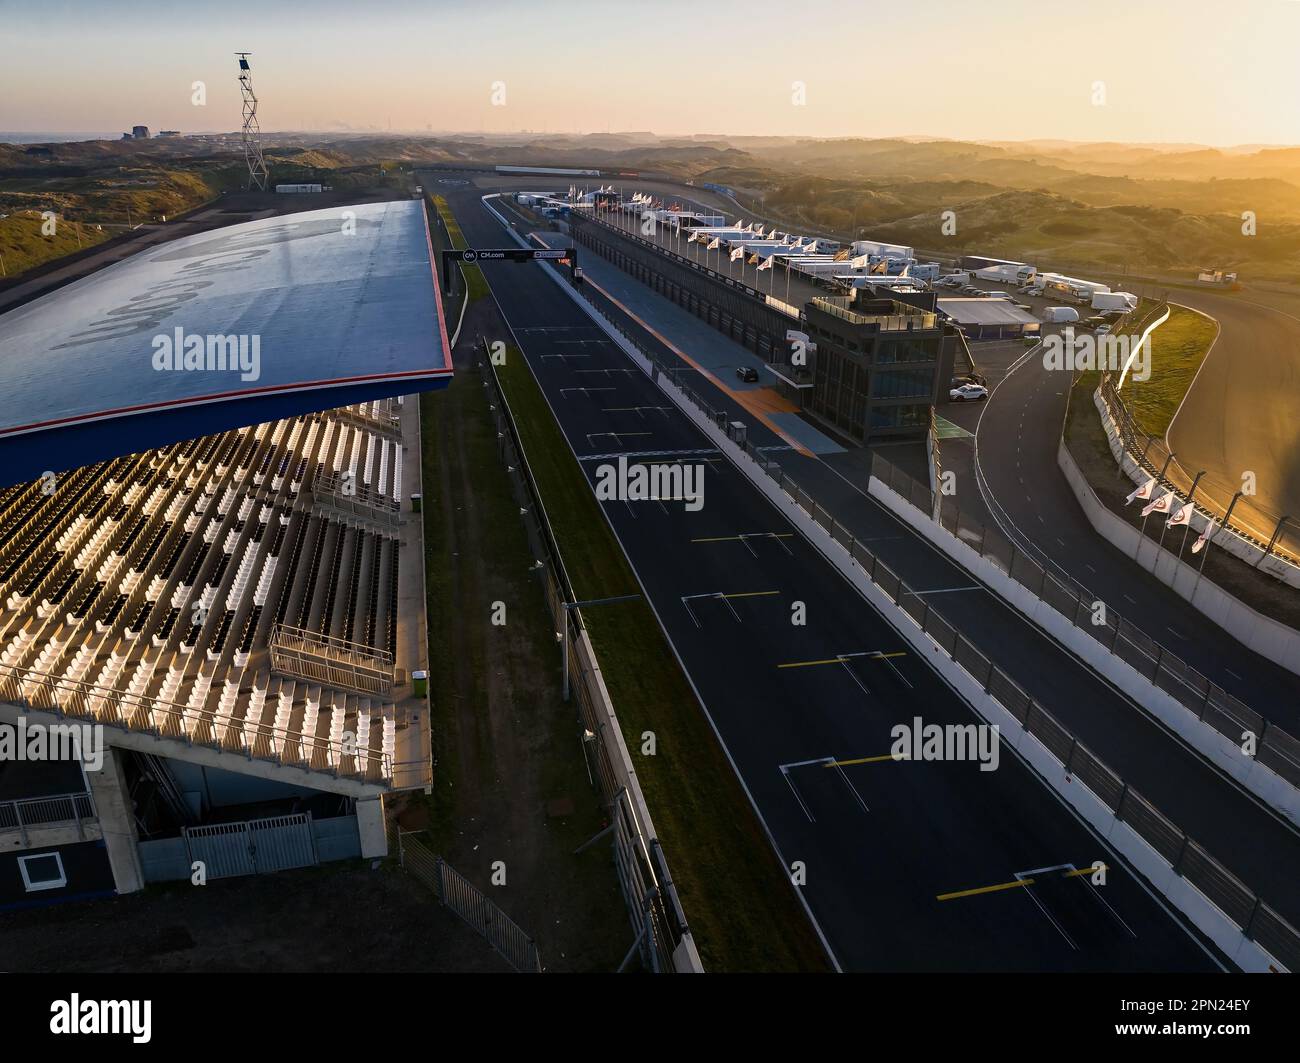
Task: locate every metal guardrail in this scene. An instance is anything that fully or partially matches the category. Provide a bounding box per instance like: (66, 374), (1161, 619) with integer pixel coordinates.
(0, 662), (404, 788)
(877, 445), (1300, 790)
(548, 262), (1300, 972)
(1098, 373), (1300, 570)
(476, 337), (696, 973)
(397, 830), (542, 972)
(869, 450), (1300, 973)
(268, 622), (394, 696)
(0, 790), (97, 843)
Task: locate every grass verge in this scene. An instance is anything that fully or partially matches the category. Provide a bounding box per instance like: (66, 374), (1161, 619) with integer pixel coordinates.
(1063, 340), (1300, 628)
(429, 193), (489, 302)
(493, 343), (829, 972)
(1120, 304), (1218, 438)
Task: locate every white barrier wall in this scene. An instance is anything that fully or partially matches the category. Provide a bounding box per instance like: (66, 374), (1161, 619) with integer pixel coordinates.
(1058, 441), (1300, 676)
(1096, 389), (1300, 589)
(491, 194), (1287, 972)
(868, 474), (1300, 824)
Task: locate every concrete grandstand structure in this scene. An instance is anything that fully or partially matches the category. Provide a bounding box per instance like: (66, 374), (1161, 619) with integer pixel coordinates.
(0, 199), (448, 909)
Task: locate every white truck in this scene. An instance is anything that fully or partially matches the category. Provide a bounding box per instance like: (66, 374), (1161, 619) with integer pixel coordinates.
(1043, 306), (1081, 323)
(1091, 290), (1138, 312)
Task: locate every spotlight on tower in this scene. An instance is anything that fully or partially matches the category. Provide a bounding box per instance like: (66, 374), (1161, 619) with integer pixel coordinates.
(236, 52), (270, 192)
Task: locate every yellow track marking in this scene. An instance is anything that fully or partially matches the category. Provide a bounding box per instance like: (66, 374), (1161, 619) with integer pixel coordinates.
(824, 753), (904, 767)
(777, 652), (906, 669)
(937, 878), (1034, 902)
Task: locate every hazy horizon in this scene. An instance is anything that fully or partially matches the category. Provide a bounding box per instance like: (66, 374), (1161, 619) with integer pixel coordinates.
(6, 0), (1300, 148)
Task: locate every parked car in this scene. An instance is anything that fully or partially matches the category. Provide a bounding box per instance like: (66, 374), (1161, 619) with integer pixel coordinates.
(949, 383), (989, 402)
(736, 365), (759, 383)
(1024, 286), (1044, 297)
(950, 373), (987, 389)
(1095, 324), (1112, 336)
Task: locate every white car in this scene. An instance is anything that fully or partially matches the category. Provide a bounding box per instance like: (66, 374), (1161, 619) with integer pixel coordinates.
(1024, 287), (1044, 297)
(949, 383), (989, 402)
(1094, 324), (1111, 336)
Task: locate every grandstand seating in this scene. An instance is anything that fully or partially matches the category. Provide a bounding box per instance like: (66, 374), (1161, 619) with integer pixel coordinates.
(0, 404), (415, 789)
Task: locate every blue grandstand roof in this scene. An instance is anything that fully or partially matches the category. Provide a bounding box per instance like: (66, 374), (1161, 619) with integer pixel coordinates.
(0, 199), (452, 486)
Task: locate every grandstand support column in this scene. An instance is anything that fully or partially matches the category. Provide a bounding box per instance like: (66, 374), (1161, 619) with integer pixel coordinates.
(87, 747), (146, 895)
(356, 795), (388, 858)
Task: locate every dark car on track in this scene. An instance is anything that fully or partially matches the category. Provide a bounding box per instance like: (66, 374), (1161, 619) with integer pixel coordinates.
(736, 365), (759, 383)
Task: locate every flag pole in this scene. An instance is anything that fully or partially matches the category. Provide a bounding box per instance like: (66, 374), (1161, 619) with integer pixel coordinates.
(1176, 471), (1207, 560)
(1191, 490), (1243, 595)
(1157, 500), (1178, 554)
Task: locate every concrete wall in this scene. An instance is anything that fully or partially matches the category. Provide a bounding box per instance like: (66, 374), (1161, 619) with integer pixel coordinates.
(0, 838), (115, 911)
(869, 473), (1300, 823)
(138, 814), (362, 882)
(501, 194), (1287, 972)
(1059, 440), (1300, 676)
(1096, 389), (1300, 589)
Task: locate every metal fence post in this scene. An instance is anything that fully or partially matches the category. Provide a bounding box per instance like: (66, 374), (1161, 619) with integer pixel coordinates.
(1244, 897), (1263, 939)
(1172, 834), (1190, 876)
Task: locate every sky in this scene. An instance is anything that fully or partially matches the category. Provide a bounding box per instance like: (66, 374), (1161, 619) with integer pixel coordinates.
(3, 0), (1300, 147)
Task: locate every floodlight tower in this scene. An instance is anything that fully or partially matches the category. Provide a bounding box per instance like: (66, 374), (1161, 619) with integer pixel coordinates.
(236, 52), (270, 191)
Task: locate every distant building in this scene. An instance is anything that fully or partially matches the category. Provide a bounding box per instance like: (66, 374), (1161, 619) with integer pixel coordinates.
(131, 125), (151, 139)
(936, 297), (1041, 341)
(803, 292), (956, 440)
(157, 130), (181, 138)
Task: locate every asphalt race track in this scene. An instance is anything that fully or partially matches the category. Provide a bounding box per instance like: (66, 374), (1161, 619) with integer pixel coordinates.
(1164, 288), (1300, 557)
(438, 179), (1223, 972)
(489, 191), (1300, 938)
(974, 336), (1300, 730)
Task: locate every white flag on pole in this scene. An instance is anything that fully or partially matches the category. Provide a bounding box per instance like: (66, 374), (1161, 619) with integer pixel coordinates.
(1191, 520), (1216, 554)
(755, 224), (766, 237)
(1142, 490), (1175, 518)
(1125, 477), (1156, 505)
(1168, 501), (1194, 527)
(850, 254), (871, 270)
(730, 246), (744, 261)
(757, 254), (775, 272)
(707, 237), (721, 250)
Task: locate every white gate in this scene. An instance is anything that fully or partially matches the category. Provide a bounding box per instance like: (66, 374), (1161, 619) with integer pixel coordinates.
(184, 813), (318, 879)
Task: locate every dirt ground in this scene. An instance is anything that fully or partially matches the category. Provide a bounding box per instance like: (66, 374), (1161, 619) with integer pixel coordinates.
(412, 276), (630, 973)
(0, 862), (510, 973)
